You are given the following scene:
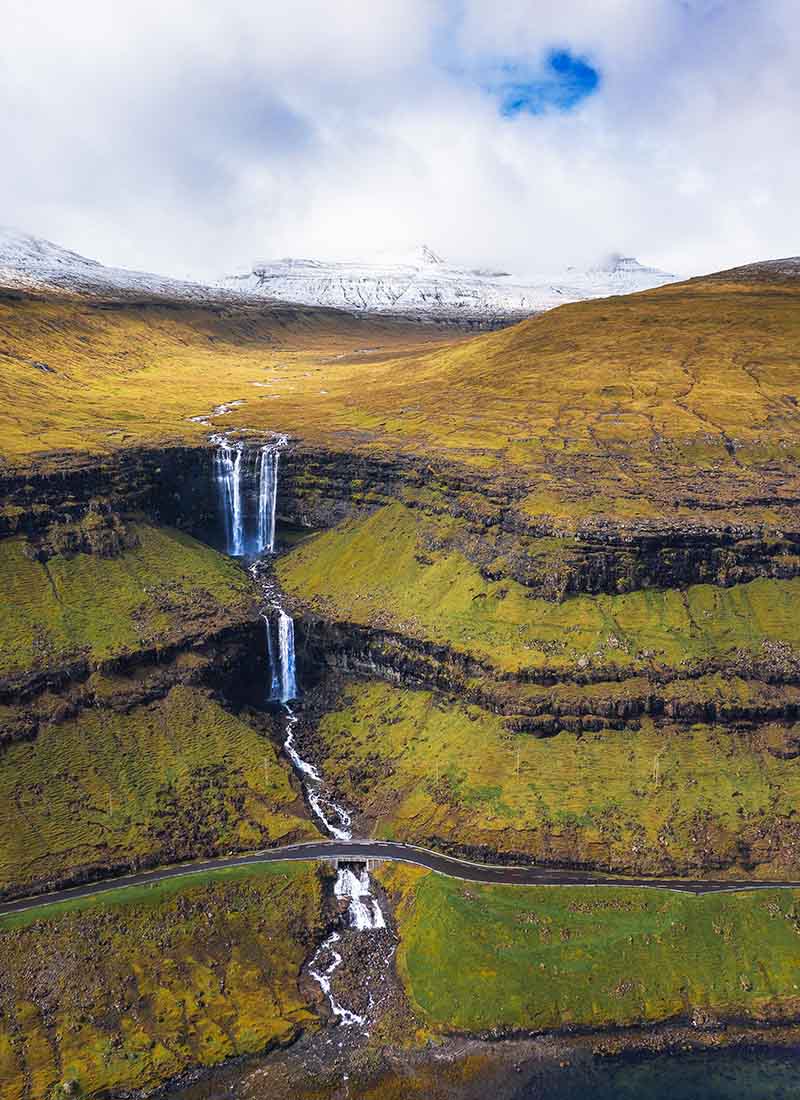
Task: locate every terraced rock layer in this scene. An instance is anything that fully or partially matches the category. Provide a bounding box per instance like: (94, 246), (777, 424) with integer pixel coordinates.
(0, 522), (319, 899)
(274, 498), (800, 878)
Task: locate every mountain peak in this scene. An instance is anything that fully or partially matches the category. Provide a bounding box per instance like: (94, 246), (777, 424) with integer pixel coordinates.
(415, 244), (444, 265)
(0, 225), (103, 272)
(374, 244), (445, 267)
(582, 253), (676, 279)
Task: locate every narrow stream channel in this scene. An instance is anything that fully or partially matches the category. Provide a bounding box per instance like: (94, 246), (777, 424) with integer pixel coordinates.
(258, 576), (387, 1025)
(214, 432), (386, 1027)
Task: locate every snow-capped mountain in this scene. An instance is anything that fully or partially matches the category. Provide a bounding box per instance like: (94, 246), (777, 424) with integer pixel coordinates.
(0, 226), (223, 301)
(221, 245), (680, 323)
(0, 226), (679, 323)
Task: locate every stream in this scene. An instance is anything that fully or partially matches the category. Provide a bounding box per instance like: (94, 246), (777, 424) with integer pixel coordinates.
(259, 579), (388, 1026)
(215, 433), (387, 1028)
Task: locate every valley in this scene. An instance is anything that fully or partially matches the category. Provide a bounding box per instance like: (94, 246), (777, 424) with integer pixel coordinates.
(2, 255), (800, 1097)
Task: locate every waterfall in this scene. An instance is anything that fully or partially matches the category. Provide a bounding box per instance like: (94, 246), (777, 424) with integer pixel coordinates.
(214, 441), (244, 556)
(244, 457), (385, 1035)
(308, 932), (366, 1027)
(283, 708), (353, 839)
(212, 435), (285, 557)
(335, 866), (386, 930)
(263, 613), (281, 702)
(257, 579), (354, 839)
(256, 445), (280, 554)
(307, 866), (387, 1029)
(278, 610), (297, 703)
(256, 603), (385, 1034)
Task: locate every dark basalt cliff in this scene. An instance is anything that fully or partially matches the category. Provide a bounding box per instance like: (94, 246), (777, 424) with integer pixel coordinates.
(6, 440), (800, 596)
(291, 612), (800, 730)
(1, 619), (263, 747)
(5, 434), (800, 882)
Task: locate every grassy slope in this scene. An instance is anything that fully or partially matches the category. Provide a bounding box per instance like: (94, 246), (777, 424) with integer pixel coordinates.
(382, 865), (800, 1033)
(0, 522), (254, 677)
(0, 523), (320, 893)
(278, 502), (800, 677)
(2, 281), (800, 518)
(314, 680), (800, 875)
(0, 295), (456, 462)
(379, 280), (800, 469)
(0, 684), (319, 895)
(0, 862), (322, 1100)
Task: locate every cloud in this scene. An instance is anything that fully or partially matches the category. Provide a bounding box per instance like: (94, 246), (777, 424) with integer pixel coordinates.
(0, 0), (798, 278)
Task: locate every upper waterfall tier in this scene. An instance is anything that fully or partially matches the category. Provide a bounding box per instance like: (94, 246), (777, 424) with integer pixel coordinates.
(213, 436), (285, 557)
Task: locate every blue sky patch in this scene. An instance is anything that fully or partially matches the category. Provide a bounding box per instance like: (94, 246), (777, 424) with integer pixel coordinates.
(496, 49), (600, 116)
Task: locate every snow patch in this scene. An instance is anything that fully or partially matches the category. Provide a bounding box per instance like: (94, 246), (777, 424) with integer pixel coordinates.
(0, 225), (680, 322)
(221, 246), (679, 322)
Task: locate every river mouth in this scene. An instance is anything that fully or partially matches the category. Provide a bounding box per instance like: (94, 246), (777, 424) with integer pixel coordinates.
(163, 1038), (800, 1100)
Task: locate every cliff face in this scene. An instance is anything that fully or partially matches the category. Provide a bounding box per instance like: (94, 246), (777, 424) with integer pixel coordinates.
(0, 517), (318, 900)
(274, 487), (800, 879)
(0, 445), (220, 544)
(6, 419), (800, 882)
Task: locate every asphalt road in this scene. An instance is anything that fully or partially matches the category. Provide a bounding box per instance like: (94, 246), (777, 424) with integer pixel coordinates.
(3, 839), (800, 918)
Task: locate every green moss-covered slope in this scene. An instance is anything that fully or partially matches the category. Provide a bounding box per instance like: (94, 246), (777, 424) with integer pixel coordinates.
(0, 863), (322, 1100)
(311, 680), (800, 876)
(0, 684), (319, 896)
(382, 865), (800, 1033)
(0, 523), (254, 679)
(278, 502), (800, 678)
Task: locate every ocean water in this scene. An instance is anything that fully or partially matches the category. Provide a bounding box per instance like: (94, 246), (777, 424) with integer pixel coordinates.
(519, 1048), (800, 1099)
(169, 1046), (800, 1100)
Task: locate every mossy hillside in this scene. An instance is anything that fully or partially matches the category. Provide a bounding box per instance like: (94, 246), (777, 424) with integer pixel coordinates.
(3, 280), (800, 532)
(0, 862), (322, 1100)
(363, 279), (800, 473)
(312, 680), (800, 875)
(0, 684), (319, 896)
(278, 502), (800, 678)
(0, 294), (455, 462)
(0, 522), (254, 678)
(380, 865), (800, 1034)
(391, 481), (800, 600)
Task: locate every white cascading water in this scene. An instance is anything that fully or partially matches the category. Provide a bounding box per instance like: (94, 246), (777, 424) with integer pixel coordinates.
(277, 609), (297, 702)
(335, 866), (386, 931)
(256, 445), (280, 554)
(264, 617), (387, 1028)
(308, 932), (366, 1027)
(214, 440), (244, 556)
(282, 706), (352, 840)
(263, 612), (281, 702)
(307, 866), (387, 1029)
(246, 457), (385, 1029)
(213, 434), (285, 557)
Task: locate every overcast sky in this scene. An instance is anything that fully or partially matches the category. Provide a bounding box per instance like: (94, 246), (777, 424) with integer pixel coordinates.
(2, 0), (797, 279)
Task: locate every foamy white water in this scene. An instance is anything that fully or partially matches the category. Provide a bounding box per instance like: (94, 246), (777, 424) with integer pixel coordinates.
(308, 868), (387, 1027)
(256, 445), (280, 554)
(214, 439), (244, 556)
(277, 609), (297, 702)
(335, 866), (386, 930)
(308, 932), (366, 1027)
(212, 433), (286, 557)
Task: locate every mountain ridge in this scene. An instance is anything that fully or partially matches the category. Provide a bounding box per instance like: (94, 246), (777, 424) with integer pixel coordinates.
(221, 245), (680, 322)
(0, 225), (232, 303)
(0, 225), (679, 323)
